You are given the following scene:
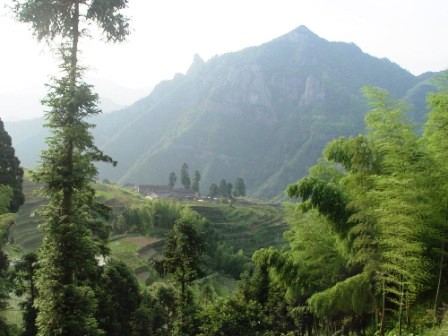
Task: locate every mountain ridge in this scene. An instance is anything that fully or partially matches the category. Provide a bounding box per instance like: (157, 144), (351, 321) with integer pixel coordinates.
(6, 25), (438, 199)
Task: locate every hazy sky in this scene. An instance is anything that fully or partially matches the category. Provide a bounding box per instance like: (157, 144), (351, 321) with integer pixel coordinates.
(1, 0), (448, 121)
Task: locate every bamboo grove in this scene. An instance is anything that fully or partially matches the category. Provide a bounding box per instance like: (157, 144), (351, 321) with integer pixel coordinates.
(254, 81), (448, 335)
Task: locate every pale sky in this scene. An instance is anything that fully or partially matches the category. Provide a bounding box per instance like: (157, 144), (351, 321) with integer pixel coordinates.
(1, 0), (448, 121)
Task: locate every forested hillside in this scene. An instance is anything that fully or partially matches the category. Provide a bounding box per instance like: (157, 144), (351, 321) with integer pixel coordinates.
(6, 26), (439, 200)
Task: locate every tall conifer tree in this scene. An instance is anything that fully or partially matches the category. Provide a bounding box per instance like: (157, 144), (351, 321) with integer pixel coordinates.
(180, 163), (191, 189)
(12, 1), (130, 334)
(0, 117), (24, 212)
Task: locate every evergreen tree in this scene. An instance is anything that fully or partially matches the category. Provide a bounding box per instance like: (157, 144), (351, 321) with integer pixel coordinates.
(152, 210), (205, 335)
(0, 117), (24, 213)
(0, 122), (24, 333)
(12, 252), (38, 336)
(0, 186), (15, 334)
(208, 184), (218, 198)
(226, 182), (233, 199)
(13, 1), (130, 334)
(169, 172), (177, 189)
(218, 179), (228, 197)
(192, 170), (201, 193)
(97, 260), (141, 336)
(180, 163), (191, 189)
(233, 177), (246, 197)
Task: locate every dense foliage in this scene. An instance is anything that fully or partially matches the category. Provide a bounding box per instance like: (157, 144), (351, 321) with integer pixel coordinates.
(258, 80), (448, 335)
(0, 118), (24, 213)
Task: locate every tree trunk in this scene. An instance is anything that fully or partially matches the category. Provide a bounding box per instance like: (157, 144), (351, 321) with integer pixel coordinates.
(434, 242), (445, 326)
(433, 202), (447, 328)
(398, 283), (404, 336)
(380, 278), (386, 336)
(61, 0), (80, 286)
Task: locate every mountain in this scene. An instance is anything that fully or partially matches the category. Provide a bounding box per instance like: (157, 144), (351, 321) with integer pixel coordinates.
(5, 26), (438, 199)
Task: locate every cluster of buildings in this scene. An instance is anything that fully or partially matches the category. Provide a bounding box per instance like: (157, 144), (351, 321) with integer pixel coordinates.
(136, 185), (197, 200)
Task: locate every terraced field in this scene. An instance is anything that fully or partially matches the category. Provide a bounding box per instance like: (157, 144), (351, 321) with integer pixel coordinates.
(9, 179), (146, 252)
(9, 178), (45, 251)
(190, 202), (288, 256)
(8, 178), (289, 291)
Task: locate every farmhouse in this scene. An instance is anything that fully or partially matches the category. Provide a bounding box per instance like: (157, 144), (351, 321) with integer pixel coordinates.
(137, 185), (196, 200)
(137, 185), (172, 199)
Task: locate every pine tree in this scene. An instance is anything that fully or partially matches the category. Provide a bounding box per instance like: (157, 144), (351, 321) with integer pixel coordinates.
(233, 177), (246, 197)
(219, 179), (228, 197)
(208, 184), (218, 198)
(0, 186), (15, 334)
(192, 170), (201, 193)
(13, 1), (130, 334)
(12, 252), (38, 336)
(96, 260), (141, 336)
(180, 163), (191, 189)
(0, 117), (24, 212)
(169, 172), (177, 189)
(152, 210), (205, 335)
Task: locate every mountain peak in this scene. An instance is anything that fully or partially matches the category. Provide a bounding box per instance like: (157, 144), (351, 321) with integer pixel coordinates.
(279, 25), (320, 44)
(290, 25), (318, 37)
(294, 25), (313, 34)
(187, 53), (205, 76)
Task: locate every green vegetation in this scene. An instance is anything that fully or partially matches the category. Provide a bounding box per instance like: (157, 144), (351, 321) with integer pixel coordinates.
(254, 79), (448, 335)
(152, 210), (205, 335)
(169, 172), (177, 188)
(0, 118), (24, 333)
(10, 178), (287, 268)
(0, 118), (24, 213)
(191, 170), (201, 193)
(4, 7), (448, 334)
(180, 163), (191, 189)
(233, 177), (246, 197)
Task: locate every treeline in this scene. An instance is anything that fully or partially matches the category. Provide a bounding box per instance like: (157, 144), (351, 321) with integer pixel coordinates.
(168, 163), (247, 198)
(208, 177), (246, 198)
(113, 200), (183, 234)
(168, 163), (202, 192)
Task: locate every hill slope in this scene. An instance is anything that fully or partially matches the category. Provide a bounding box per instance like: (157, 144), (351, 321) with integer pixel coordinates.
(6, 26), (438, 199)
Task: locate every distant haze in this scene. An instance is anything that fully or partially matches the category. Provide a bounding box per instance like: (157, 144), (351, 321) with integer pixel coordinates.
(1, 0), (447, 121)
(0, 77), (150, 121)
